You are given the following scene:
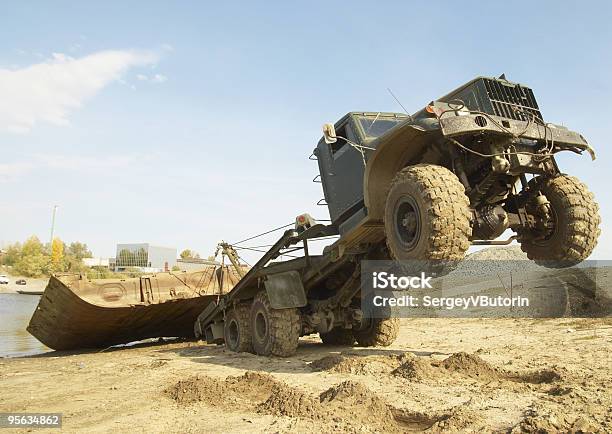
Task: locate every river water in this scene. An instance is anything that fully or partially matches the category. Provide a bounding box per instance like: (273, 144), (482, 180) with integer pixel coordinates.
(0, 293), (50, 357)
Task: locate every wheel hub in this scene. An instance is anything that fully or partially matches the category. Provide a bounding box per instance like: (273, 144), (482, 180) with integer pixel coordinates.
(227, 319), (239, 347)
(394, 196), (421, 249)
(254, 311), (268, 342)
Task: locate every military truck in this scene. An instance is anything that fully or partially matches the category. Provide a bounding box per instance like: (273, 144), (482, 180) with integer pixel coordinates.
(194, 75), (600, 356)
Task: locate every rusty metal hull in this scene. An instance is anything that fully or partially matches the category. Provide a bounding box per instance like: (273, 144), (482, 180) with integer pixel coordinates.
(27, 268), (242, 351)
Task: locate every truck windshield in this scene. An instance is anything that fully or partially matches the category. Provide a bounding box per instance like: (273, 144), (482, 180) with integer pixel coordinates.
(358, 116), (405, 139)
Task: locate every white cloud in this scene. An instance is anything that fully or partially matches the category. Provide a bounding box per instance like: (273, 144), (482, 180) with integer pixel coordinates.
(0, 49), (159, 133)
(151, 73), (167, 83)
(0, 161), (35, 182)
(135, 73), (167, 83)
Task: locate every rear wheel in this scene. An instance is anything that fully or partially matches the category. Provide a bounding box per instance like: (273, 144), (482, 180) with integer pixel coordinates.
(353, 318), (399, 347)
(319, 328), (356, 345)
(250, 291), (300, 357)
(224, 303), (252, 353)
(384, 164), (471, 272)
(520, 175), (600, 267)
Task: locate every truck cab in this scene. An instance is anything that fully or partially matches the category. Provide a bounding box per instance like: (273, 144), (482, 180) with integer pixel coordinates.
(314, 112), (409, 235)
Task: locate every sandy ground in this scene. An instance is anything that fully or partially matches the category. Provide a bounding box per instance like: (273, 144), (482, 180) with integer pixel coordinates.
(1, 317), (610, 433)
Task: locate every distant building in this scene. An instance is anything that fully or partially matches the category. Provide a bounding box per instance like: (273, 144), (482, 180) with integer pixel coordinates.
(115, 243), (176, 272)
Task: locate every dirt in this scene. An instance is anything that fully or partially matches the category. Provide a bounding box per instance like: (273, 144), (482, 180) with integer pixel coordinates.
(309, 352), (408, 375)
(466, 245), (528, 261)
(256, 383), (323, 419)
(165, 371), (278, 406)
(1, 317), (611, 433)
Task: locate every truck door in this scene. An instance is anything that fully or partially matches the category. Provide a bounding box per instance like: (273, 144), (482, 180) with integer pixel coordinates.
(317, 116), (366, 225)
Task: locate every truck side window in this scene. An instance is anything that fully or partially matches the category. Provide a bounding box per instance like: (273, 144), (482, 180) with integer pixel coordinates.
(330, 124), (348, 154)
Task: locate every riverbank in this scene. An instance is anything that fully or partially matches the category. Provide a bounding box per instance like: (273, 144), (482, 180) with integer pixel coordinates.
(0, 276), (48, 294)
(1, 317), (610, 432)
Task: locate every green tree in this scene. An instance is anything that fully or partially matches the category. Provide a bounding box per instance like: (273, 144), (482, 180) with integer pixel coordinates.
(21, 236), (44, 257)
(1, 242), (22, 266)
(180, 249), (200, 259)
(14, 237), (48, 277)
(14, 255), (48, 277)
(67, 242), (92, 260)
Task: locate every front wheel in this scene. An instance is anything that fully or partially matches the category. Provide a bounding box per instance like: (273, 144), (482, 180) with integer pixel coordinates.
(520, 175), (600, 267)
(384, 164), (471, 272)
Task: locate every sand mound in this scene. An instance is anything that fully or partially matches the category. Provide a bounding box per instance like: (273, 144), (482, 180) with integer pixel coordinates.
(225, 371), (279, 398)
(256, 383), (324, 419)
(391, 352), (562, 387)
(321, 380), (379, 403)
(167, 372), (440, 432)
(429, 407), (485, 432)
(320, 381), (406, 432)
(454, 245), (537, 277)
(515, 368), (562, 384)
(309, 354), (349, 371)
(320, 381), (451, 432)
(512, 409), (599, 433)
(440, 351), (502, 380)
(466, 245), (528, 261)
(166, 376), (227, 405)
(392, 356), (437, 381)
(391, 352), (501, 382)
(310, 353), (405, 375)
(166, 360), (564, 431)
(165, 371), (278, 406)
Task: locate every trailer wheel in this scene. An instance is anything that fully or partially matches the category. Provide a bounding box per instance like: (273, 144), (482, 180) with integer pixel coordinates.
(250, 291), (300, 357)
(521, 175), (600, 267)
(319, 328), (356, 345)
(353, 318), (399, 347)
(384, 164), (471, 271)
(224, 303), (252, 353)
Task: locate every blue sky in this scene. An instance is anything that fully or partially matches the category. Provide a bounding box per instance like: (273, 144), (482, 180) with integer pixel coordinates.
(1, 1), (611, 260)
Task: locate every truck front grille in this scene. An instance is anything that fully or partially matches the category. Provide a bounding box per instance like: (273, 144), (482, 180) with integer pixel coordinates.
(483, 78), (542, 122)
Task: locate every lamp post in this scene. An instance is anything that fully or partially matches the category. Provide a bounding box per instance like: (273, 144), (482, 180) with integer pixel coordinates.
(49, 205), (59, 246)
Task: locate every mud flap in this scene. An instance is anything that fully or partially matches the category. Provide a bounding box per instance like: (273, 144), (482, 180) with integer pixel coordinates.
(203, 322), (225, 344)
(264, 271), (307, 309)
(194, 301), (218, 340)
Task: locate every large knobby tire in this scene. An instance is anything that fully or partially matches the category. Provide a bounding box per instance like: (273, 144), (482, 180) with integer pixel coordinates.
(250, 291), (301, 357)
(353, 318), (399, 347)
(384, 164), (471, 272)
(521, 175), (600, 267)
(224, 303), (252, 353)
(319, 328), (356, 346)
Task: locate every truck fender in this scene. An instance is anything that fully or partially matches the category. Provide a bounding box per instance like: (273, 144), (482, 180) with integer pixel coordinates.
(364, 123), (440, 220)
(264, 270), (307, 309)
